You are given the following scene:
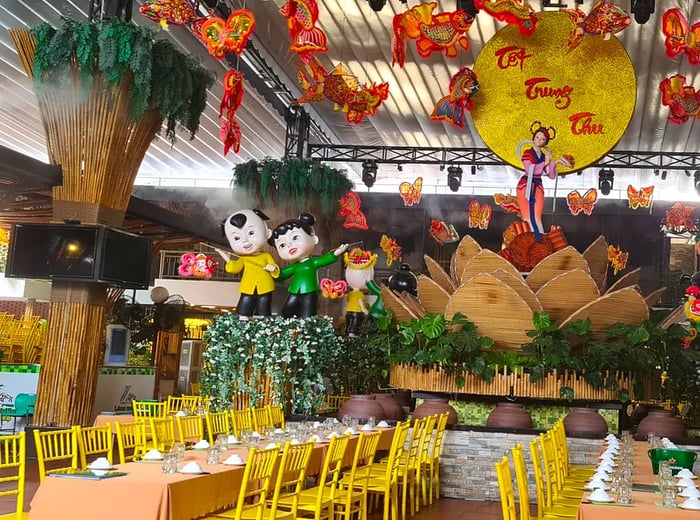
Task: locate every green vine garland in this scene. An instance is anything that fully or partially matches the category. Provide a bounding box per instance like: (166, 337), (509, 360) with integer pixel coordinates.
(233, 157), (354, 216)
(30, 18), (214, 142)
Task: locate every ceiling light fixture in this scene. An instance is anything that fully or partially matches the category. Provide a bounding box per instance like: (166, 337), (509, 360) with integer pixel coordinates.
(470, 165), (477, 175)
(447, 166), (463, 192)
(661, 170), (667, 180)
(598, 168), (614, 196)
(686, 170), (692, 177)
(653, 169), (659, 176)
(362, 160), (377, 188)
(367, 0), (387, 12)
(631, 0), (655, 24)
(397, 163), (403, 172)
(695, 171), (700, 196)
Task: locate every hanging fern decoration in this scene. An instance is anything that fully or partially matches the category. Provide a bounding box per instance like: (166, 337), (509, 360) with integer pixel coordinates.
(29, 18), (214, 143)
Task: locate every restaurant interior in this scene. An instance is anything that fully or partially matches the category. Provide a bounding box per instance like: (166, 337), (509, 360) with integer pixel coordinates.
(1, 0), (700, 519)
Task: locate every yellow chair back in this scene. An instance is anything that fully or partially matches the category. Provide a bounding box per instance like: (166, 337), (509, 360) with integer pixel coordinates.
(269, 441), (316, 517)
(190, 383), (201, 395)
(424, 412), (449, 504)
(306, 434), (351, 520)
(146, 417), (176, 452)
(33, 427), (79, 483)
(229, 446), (281, 520)
(132, 400), (166, 419)
(336, 431), (382, 520)
(76, 424), (113, 469)
(230, 408), (254, 438)
(495, 455), (517, 520)
(251, 406), (272, 432)
(0, 431), (26, 519)
(205, 411), (232, 444)
(166, 395), (201, 415)
(114, 421), (147, 464)
(267, 404), (285, 429)
(175, 415), (204, 445)
(511, 443), (533, 520)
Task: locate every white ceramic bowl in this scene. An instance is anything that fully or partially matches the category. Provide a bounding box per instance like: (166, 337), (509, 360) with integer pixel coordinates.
(88, 457), (112, 470)
(678, 477), (697, 488)
(585, 479), (609, 491)
(181, 462), (203, 474)
(679, 486), (700, 498)
(143, 449), (163, 460)
(678, 469), (697, 479)
(193, 440), (210, 450)
(224, 455), (244, 465)
(588, 489), (613, 502)
(681, 497), (700, 510)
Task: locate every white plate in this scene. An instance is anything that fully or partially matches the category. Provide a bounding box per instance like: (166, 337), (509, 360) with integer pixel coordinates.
(179, 469), (206, 474)
(680, 501), (700, 511)
(87, 464), (114, 471)
(586, 494), (614, 503)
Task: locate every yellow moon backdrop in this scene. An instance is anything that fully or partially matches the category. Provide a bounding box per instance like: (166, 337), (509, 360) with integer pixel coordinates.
(471, 11), (636, 172)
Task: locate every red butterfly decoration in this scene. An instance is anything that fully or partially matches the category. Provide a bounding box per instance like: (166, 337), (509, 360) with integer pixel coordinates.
(337, 191), (368, 230)
(320, 278), (347, 299)
(468, 200), (492, 229)
(659, 74), (700, 125)
(399, 178), (423, 207)
(566, 189), (598, 216)
(627, 185), (654, 210)
(662, 8), (700, 66)
(198, 9), (255, 59)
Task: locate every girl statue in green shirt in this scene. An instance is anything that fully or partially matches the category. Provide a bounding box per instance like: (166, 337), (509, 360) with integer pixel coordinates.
(269, 213), (348, 318)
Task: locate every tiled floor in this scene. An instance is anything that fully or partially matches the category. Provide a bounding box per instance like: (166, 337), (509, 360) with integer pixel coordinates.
(0, 456), (503, 519)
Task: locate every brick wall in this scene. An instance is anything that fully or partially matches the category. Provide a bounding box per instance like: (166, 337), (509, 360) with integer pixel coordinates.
(0, 300), (49, 319)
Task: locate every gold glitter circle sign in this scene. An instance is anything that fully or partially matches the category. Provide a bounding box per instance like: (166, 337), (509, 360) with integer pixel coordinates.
(471, 11), (636, 172)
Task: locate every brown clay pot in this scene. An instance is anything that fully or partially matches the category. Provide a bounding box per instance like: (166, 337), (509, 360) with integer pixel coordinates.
(373, 393), (404, 421)
(486, 402), (533, 429)
(637, 409), (685, 441)
(413, 398), (458, 425)
(563, 407), (609, 437)
(338, 394), (386, 421)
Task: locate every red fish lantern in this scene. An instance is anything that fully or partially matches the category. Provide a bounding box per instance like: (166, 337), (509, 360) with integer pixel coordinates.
(392, 2), (474, 68)
(296, 56), (389, 124)
(468, 201), (492, 230)
(219, 70), (245, 155)
(564, 0), (631, 51)
(431, 67), (479, 128)
(179, 253), (218, 279)
(280, 0), (328, 58)
(474, 0), (539, 36)
(662, 8), (700, 66)
(338, 191), (368, 230)
(198, 9), (255, 59)
(139, 0), (198, 29)
(566, 189), (598, 216)
(627, 185), (654, 211)
(607, 245), (628, 276)
(659, 74), (700, 125)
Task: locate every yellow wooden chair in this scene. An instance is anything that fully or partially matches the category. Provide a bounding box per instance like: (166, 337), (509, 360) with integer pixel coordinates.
(201, 445), (281, 520)
(205, 411), (232, 444)
(0, 431), (28, 520)
(551, 420), (595, 481)
(9, 316), (39, 363)
(0, 313), (14, 362)
(278, 433), (351, 520)
(146, 417), (176, 452)
(114, 421), (147, 464)
(415, 414), (438, 512)
(366, 420), (411, 520)
(166, 395), (201, 415)
(539, 432), (584, 504)
(190, 382), (202, 395)
(512, 443), (578, 520)
(495, 455), (518, 520)
(76, 424), (113, 469)
(529, 438), (580, 519)
(252, 406), (273, 432)
(33, 427), (79, 483)
(390, 415), (433, 520)
(421, 411), (449, 505)
(132, 400), (166, 420)
(230, 408), (254, 438)
(176, 415), (204, 445)
(267, 404), (285, 429)
(336, 431), (382, 520)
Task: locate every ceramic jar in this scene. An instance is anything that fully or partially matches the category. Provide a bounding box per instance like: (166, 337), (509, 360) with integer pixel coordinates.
(338, 394), (386, 421)
(563, 407), (609, 437)
(636, 409), (685, 441)
(412, 397), (458, 425)
(373, 393), (404, 421)
(486, 402), (533, 429)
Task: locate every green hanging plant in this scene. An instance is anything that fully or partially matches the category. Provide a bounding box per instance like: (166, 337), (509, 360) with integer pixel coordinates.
(29, 18), (214, 142)
(233, 157), (353, 216)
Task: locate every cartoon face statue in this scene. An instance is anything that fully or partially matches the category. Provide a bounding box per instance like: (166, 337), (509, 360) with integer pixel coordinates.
(223, 209), (272, 257)
(345, 266), (373, 291)
(274, 227), (319, 262)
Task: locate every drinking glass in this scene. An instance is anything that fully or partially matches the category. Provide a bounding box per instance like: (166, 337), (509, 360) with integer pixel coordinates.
(216, 434), (228, 453)
(161, 453), (178, 474)
(367, 416), (376, 429)
(617, 478), (632, 505)
(661, 482), (677, 508)
(171, 443), (186, 462)
(206, 446), (220, 465)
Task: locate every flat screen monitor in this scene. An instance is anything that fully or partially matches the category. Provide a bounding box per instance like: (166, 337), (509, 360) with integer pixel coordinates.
(98, 227), (152, 289)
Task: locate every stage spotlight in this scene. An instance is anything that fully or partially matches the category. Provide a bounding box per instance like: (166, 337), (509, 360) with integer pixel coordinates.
(695, 171), (700, 196)
(397, 163), (403, 172)
(598, 168), (614, 195)
(653, 169), (659, 176)
(470, 165), (477, 175)
(447, 166), (463, 192)
(686, 170), (692, 177)
(367, 0), (386, 12)
(631, 0), (655, 24)
(362, 160), (377, 188)
(661, 170), (667, 180)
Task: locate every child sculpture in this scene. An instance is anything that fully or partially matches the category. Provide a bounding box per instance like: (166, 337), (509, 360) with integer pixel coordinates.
(216, 209), (279, 317)
(270, 213), (348, 318)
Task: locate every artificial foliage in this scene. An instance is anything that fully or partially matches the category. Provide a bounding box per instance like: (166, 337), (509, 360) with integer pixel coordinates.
(201, 314), (342, 414)
(30, 18), (214, 142)
(233, 157), (353, 216)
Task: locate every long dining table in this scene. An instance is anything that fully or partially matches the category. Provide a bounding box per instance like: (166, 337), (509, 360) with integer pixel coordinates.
(28, 426), (395, 520)
(577, 441), (699, 520)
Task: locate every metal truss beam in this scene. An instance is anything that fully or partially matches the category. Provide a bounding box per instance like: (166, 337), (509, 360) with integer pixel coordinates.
(308, 144), (700, 171)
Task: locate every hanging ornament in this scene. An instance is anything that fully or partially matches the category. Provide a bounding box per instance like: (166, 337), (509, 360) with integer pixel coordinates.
(179, 252), (218, 279)
(564, 0), (631, 52)
(566, 188), (598, 216)
(392, 2), (474, 68)
(474, 0), (539, 36)
(662, 8), (700, 66)
(219, 70), (245, 156)
(493, 193), (521, 215)
(626, 185), (654, 211)
(662, 202), (698, 236)
(198, 9), (255, 59)
(429, 220), (459, 245)
(295, 57), (389, 124)
(607, 245), (628, 276)
(320, 278), (347, 299)
(279, 0), (329, 58)
(338, 191), (368, 230)
(139, 0), (198, 29)
(380, 235), (403, 267)
(431, 67), (480, 128)
(659, 74), (700, 125)
(468, 200), (492, 229)
(398, 177), (423, 206)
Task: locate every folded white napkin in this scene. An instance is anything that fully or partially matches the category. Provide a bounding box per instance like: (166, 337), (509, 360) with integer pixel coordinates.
(377, 421), (390, 427)
(193, 440), (210, 449)
(225, 454), (244, 465)
(143, 449), (163, 460)
(181, 462), (203, 473)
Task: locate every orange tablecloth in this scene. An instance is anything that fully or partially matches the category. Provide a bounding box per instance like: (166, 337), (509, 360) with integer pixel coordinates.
(577, 441), (698, 520)
(93, 414), (139, 428)
(29, 427), (396, 520)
